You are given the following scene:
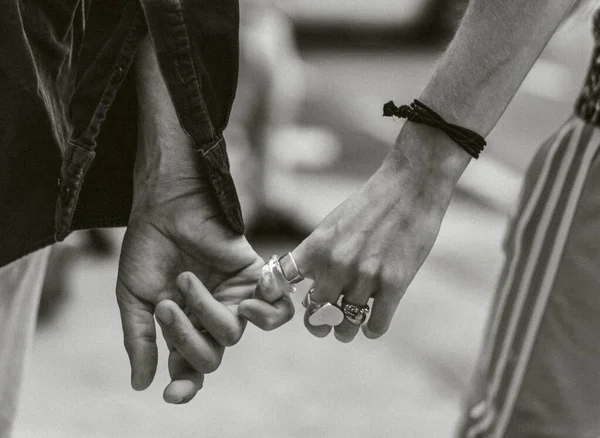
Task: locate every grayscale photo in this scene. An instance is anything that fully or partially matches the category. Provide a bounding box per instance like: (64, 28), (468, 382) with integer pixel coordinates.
(1, 0), (598, 437)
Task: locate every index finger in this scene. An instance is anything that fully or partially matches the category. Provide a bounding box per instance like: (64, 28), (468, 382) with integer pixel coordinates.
(177, 272), (245, 347)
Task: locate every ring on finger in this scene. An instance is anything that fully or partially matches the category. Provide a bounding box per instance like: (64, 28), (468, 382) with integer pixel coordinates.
(264, 255), (296, 295)
(340, 298), (370, 326)
(303, 288), (344, 327)
(278, 252), (304, 284)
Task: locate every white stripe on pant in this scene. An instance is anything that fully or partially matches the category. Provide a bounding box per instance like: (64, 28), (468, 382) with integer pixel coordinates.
(0, 248), (50, 438)
(461, 117), (600, 437)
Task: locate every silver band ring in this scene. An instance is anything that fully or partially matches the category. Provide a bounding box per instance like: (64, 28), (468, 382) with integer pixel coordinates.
(279, 252), (304, 284)
(303, 288), (344, 327)
(264, 255), (296, 297)
(340, 298), (370, 326)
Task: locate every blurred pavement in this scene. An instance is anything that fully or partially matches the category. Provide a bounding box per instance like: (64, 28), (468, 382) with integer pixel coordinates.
(13, 16), (597, 438)
(14, 197), (505, 438)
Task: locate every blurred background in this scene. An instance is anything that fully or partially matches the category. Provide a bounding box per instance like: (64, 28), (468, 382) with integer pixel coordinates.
(15, 1), (595, 437)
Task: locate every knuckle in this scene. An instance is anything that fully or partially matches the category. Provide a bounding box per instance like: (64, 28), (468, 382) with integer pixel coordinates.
(309, 228), (331, 250)
(330, 247), (353, 271)
(220, 327), (242, 346)
(273, 306), (296, 329)
(124, 332), (156, 354)
(202, 355), (222, 374)
(329, 249), (345, 267)
(261, 315), (278, 331)
(123, 338), (136, 355)
(380, 277), (397, 295)
(282, 307), (295, 325)
(187, 299), (207, 320)
(260, 323), (276, 332)
(168, 328), (189, 347)
(381, 266), (406, 293)
(358, 260), (380, 281)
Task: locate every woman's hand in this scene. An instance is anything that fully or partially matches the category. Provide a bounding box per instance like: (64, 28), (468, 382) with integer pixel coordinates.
(290, 125), (470, 342)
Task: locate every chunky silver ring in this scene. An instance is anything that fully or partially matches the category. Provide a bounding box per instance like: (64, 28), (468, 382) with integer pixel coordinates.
(303, 288), (344, 327)
(340, 298), (370, 326)
(278, 252), (304, 284)
(264, 255), (296, 297)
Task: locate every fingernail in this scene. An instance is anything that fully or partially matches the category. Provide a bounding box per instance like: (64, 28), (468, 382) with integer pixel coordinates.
(155, 304), (173, 326)
(165, 395), (183, 404)
(238, 306), (249, 319)
(177, 273), (191, 292)
(131, 375), (144, 391)
(334, 332), (352, 344)
(362, 326), (377, 339)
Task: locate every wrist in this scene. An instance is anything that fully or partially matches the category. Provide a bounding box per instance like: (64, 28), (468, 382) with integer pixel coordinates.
(132, 36), (210, 212)
(386, 121), (471, 204)
(132, 128), (208, 203)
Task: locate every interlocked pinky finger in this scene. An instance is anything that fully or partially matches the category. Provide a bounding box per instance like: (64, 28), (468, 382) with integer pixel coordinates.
(155, 300), (224, 373)
(238, 296), (295, 331)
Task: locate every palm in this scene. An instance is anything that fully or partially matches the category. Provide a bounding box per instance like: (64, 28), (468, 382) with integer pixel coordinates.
(116, 189), (263, 390)
(118, 199), (261, 306)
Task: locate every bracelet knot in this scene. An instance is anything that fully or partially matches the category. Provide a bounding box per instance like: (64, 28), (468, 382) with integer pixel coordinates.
(383, 99), (486, 159)
(383, 101), (413, 119)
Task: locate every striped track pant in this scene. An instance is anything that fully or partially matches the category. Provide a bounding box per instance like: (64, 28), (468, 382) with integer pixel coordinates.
(457, 116), (600, 438)
(0, 248), (50, 436)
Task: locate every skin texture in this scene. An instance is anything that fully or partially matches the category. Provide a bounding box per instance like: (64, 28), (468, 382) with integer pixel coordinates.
(282, 0), (578, 342)
(115, 37), (292, 403)
(116, 0), (579, 401)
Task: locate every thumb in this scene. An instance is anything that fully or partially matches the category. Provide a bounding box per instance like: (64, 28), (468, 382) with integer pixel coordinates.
(116, 279), (158, 391)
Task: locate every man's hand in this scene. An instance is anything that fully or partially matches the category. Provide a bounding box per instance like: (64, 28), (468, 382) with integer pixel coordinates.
(115, 35), (267, 404)
(116, 180), (263, 402)
(154, 263), (295, 402)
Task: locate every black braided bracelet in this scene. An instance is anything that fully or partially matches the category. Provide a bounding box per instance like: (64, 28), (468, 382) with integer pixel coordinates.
(383, 99), (486, 159)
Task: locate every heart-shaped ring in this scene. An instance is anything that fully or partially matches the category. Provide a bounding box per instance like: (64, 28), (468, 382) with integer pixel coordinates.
(303, 289), (344, 327)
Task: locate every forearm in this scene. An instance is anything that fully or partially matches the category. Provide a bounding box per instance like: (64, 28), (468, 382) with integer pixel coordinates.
(389, 0), (577, 191)
(133, 36), (205, 205)
(423, 0), (575, 134)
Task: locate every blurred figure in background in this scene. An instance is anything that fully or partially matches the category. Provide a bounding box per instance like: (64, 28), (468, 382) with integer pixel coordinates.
(37, 230), (116, 325)
(227, 0), (306, 230)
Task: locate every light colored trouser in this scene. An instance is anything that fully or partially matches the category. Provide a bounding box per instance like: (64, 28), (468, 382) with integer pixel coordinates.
(457, 117), (600, 437)
(0, 248), (50, 437)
